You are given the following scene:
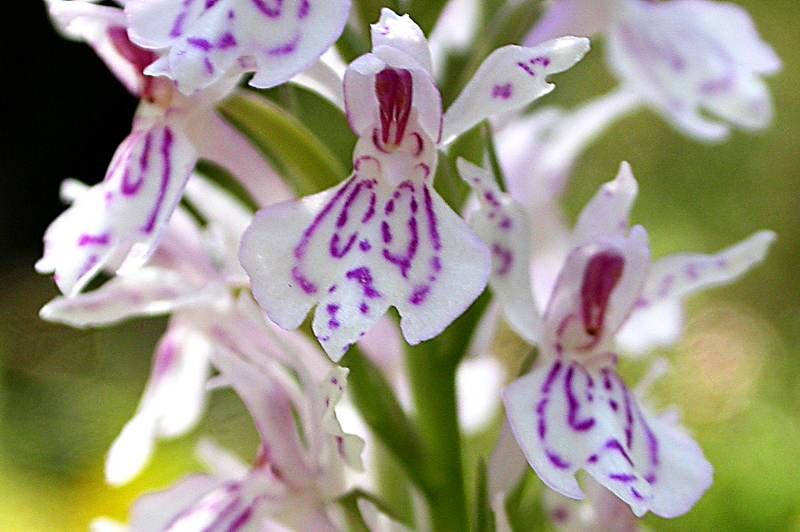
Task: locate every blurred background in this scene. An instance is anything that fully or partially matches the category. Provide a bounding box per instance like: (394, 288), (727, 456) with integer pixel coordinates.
(2, 1), (799, 530)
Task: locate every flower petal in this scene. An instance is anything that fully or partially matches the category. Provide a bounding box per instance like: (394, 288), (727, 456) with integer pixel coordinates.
(571, 162), (638, 247)
(39, 267), (215, 327)
(344, 52), (442, 145)
(525, 0), (613, 45)
(46, 0), (151, 95)
(129, 475), (233, 531)
(503, 360), (711, 517)
(499, 88), (641, 209)
(240, 162), (490, 361)
(633, 230), (775, 313)
(126, 0), (351, 95)
(606, 0), (779, 140)
(36, 112), (197, 296)
(442, 37), (591, 143)
(542, 227), (650, 356)
(210, 343), (315, 483)
(371, 8), (434, 74)
(185, 110), (291, 207)
(106, 322), (212, 485)
(615, 299), (684, 356)
(457, 158), (540, 343)
(321, 367), (366, 471)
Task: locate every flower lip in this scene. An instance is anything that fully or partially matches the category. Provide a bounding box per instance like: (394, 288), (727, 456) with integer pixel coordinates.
(375, 67), (414, 147)
(580, 249), (625, 338)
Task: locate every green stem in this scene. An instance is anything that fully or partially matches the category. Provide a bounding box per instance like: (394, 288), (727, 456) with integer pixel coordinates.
(403, 292), (491, 531)
(406, 345), (467, 532)
(340, 347), (430, 493)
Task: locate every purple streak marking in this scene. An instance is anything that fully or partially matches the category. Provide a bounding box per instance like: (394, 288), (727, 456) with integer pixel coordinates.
(142, 128), (174, 234)
(565, 365), (596, 432)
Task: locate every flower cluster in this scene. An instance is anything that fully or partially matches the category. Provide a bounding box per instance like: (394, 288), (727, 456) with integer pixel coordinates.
(37, 0), (779, 530)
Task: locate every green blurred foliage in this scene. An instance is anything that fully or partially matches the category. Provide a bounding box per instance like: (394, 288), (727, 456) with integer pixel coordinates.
(2, 0), (800, 530)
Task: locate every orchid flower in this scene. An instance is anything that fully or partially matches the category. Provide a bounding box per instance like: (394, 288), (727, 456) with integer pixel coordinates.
(487, 88), (774, 355)
(240, 8), (590, 360)
(459, 159), (775, 517)
(37, 0), (344, 296)
(126, 0), (351, 95)
(39, 176), (254, 485)
(526, 0), (781, 141)
(95, 338), (364, 531)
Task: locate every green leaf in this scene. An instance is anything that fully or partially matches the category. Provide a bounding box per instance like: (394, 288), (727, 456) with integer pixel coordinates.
(194, 159), (259, 212)
(472, 458), (496, 532)
(218, 92), (346, 197)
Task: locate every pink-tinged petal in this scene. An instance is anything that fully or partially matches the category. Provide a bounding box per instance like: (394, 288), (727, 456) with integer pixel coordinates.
(344, 53), (442, 145)
(46, 0), (152, 96)
(676, 0), (781, 75)
(357, 315), (404, 372)
(499, 89), (641, 209)
(503, 361), (711, 517)
(428, 0), (479, 74)
(106, 323), (212, 485)
(543, 227), (650, 357)
(196, 438), (250, 481)
(39, 266), (219, 328)
(631, 229), (775, 316)
(442, 37), (591, 143)
(606, 0), (779, 141)
(543, 477), (639, 531)
(129, 475), (236, 531)
(488, 421), (529, 499)
(371, 8), (434, 74)
(185, 109), (291, 207)
(615, 300), (684, 356)
(36, 111), (197, 296)
(321, 367), (366, 470)
(210, 344), (315, 485)
(457, 158), (540, 343)
(240, 157), (490, 361)
(126, 0), (351, 95)
(525, 0), (613, 45)
(571, 162), (638, 247)
(291, 55), (346, 109)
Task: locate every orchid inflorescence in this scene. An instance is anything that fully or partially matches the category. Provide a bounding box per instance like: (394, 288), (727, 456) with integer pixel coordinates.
(38, 0), (780, 530)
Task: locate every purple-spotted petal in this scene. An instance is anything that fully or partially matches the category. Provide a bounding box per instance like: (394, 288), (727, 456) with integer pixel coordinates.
(542, 227), (650, 357)
(371, 8), (434, 74)
(106, 322), (212, 485)
(126, 0), (351, 95)
(240, 161), (490, 361)
(36, 111), (197, 296)
(441, 37), (590, 143)
(621, 230), (775, 352)
(457, 158), (540, 343)
(320, 367), (365, 471)
(503, 360), (711, 517)
(606, 0), (780, 140)
(525, 0), (613, 46)
(571, 162), (638, 247)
